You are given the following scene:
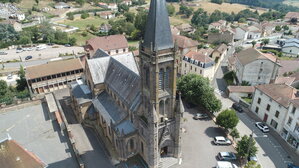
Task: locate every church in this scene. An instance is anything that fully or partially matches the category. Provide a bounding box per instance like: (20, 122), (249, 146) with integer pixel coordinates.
(70, 0), (183, 167)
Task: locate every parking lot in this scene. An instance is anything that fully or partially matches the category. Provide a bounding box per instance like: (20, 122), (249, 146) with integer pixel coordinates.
(178, 103), (237, 168)
(0, 45), (84, 62)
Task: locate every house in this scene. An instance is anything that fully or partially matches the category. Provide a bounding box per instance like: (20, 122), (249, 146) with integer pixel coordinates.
(247, 25), (262, 39)
(208, 29), (234, 44)
(282, 38), (299, 56)
(26, 59), (84, 94)
(234, 48), (281, 85)
(208, 20), (226, 30)
(211, 43), (228, 64)
(9, 12), (25, 21)
(98, 2), (118, 10)
(71, 0), (183, 166)
(261, 21), (276, 36)
(176, 23), (194, 34)
(181, 50), (215, 80)
(250, 83), (299, 153)
(54, 2), (70, 9)
(0, 137), (47, 168)
(1, 19), (22, 31)
(234, 26), (249, 41)
(121, 0), (132, 6)
(172, 35), (199, 74)
(247, 17), (259, 25)
(85, 34), (129, 57)
(99, 23), (112, 33)
(227, 85), (255, 102)
(284, 12), (299, 22)
(99, 11), (115, 19)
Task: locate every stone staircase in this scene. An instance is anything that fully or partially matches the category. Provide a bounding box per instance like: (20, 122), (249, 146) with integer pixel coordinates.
(158, 157), (178, 168)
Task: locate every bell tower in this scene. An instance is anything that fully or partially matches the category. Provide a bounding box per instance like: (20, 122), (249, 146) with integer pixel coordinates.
(139, 0), (182, 167)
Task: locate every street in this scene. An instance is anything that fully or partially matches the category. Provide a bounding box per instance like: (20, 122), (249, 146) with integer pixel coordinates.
(179, 105), (237, 168)
(211, 41), (294, 168)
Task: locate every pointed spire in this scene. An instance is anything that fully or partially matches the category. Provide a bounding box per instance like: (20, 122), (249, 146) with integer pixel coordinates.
(143, 0), (173, 51)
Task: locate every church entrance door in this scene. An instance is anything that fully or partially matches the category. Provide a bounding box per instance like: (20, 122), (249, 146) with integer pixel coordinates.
(160, 146), (168, 157)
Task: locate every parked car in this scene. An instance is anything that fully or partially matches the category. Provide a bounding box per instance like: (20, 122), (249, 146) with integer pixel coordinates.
(232, 103), (243, 112)
(216, 161), (238, 168)
(0, 51), (8, 55)
(16, 48), (23, 53)
(217, 152), (237, 161)
(64, 44), (71, 47)
(247, 155), (258, 162)
(288, 163), (299, 168)
(7, 74), (12, 80)
(255, 122), (269, 133)
(25, 55), (33, 60)
(214, 136), (232, 145)
(193, 113), (209, 120)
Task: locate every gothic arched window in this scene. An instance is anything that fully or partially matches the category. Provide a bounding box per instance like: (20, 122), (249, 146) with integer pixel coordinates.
(159, 100), (164, 116)
(159, 69), (164, 90)
(165, 98), (170, 117)
(145, 67), (150, 88)
(164, 67), (170, 89)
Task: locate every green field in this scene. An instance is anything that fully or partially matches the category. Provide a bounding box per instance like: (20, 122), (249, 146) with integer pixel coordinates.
(60, 16), (108, 30)
(283, 0), (299, 7)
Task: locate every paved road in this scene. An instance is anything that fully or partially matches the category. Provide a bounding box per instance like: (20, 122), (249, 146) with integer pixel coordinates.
(0, 45), (84, 62)
(179, 104), (236, 168)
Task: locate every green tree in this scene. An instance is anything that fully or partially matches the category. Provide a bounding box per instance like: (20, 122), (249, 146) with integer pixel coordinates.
(124, 12), (135, 23)
(283, 25), (289, 31)
(0, 80), (8, 96)
(69, 37), (77, 46)
(67, 13), (74, 20)
(167, 4), (175, 16)
(251, 40), (256, 48)
(191, 8), (209, 27)
(177, 74), (222, 113)
(216, 109), (239, 130)
(238, 17), (246, 23)
(235, 46), (244, 53)
(230, 128), (240, 140)
(275, 25), (282, 32)
(90, 24), (97, 32)
(81, 12), (89, 19)
(261, 38), (269, 48)
(118, 4), (129, 13)
(244, 161), (261, 168)
(76, 0), (85, 6)
(0, 24), (19, 43)
(18, 36), (32, 45)
(236, 135), (258, 160)
(211, 0), (223, 4)
(16, 65), (27, 91)
(35, 0), (39, 5)
(134, 10), (147, 37)
(241, 81), (250, 86)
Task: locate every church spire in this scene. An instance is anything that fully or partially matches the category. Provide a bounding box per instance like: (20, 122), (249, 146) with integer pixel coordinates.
(143, 0), (173, 51)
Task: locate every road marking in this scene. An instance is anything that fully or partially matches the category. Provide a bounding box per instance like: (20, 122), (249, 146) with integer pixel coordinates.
(6, 124), (15, 132)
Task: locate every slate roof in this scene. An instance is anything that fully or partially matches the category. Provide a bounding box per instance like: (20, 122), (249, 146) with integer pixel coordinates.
(70, 80), (92, 105)
(93, 91), (127, 125)
(87, 52), (138, 85)
(143, 0), (173, 51)
(236, 48), (278, 66)
(0, 139), (46, 168)
(282, 42), (299, 48)
(26, 58), (83, 79)
(86, 34), (128, 51)
(255, 83), (297, 108)
(92, 48), (109, 58)
(173, 35), (199, 49)
(115, 120), (136, 135)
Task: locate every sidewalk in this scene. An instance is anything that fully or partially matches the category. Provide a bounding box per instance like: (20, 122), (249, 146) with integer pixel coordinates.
(243, 107), (299, 165)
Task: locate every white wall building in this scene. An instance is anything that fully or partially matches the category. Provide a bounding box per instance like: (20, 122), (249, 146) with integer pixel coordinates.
(251, 84), (299, 153)
(234, 27), (248, 41)
(235, 48), (281, 85)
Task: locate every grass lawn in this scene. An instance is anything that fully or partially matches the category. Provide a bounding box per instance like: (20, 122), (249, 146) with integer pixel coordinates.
(128, 40), (139, 47)
(242, 97), (252, 104)
(70, 32), (96, 46)
(170, 15), (190, 25)
(59, 16), (108, 30)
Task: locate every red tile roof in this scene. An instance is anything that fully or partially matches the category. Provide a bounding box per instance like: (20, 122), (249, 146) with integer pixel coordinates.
(228, 86), (255, 93)
(173, 35), (199, 49)
(86, 35), (128, 51)
(185, 50), (214, 63)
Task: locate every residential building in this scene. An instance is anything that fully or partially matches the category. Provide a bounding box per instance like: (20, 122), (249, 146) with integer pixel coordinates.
(282, 38), (299, 56)
(26, 59), (84, 94)
(121, 0), (132, 6)
(278, 60), (299, 76)
(247, 25), (262, 39)
(235, 48), (281, 85)
(85, 34), (129, 57)
(176, 23), (194, 34)
(54, 2), (70, 9)
(208, 20), (226, 30)
(171, 25), (180, 35)
(98, 2), (118, 10)
(99, 11), (115, 19)
(208, 29), (234, 44)
(1, 19), (22, 31)
(211, 43), (228, 64)
(0, 136), (47, 168)
(250, 83), (299, 153)
(181, 50), (215, 80)
(172, 35), (199, 74)
(234, 26), (248, 41)
(227, 85), (255, 102)
(71, 0), (183, 167)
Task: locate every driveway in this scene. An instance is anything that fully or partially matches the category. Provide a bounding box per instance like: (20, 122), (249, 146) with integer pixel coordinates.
(179, 104), (237, 168)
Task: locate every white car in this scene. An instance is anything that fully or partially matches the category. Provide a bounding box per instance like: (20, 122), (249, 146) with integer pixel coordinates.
(216, 161), (238, 168)
(214, 136), (232, 145)
(255, 122), (269, 133)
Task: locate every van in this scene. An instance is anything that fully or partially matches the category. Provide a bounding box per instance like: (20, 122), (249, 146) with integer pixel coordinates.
(36, 44), (47, 51)
(216, 161), (238, 168)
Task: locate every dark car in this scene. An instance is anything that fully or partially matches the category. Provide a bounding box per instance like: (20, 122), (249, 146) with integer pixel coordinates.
(25, 55), (33, 60)
(193, 113), (209, 120)
(64, 44), (71, 47)
(288, 163), (299, 168)
(232, 103), (243, 112)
